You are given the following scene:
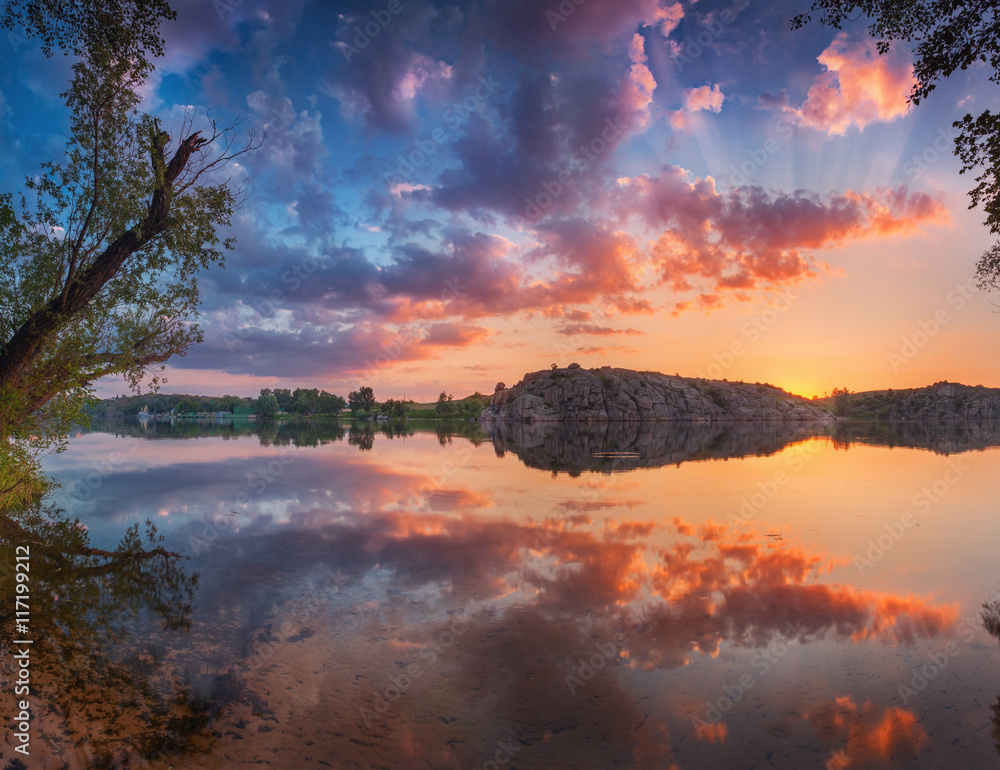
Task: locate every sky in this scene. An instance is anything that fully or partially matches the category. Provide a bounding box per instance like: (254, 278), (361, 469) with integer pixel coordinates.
(2, 0), (999, 400)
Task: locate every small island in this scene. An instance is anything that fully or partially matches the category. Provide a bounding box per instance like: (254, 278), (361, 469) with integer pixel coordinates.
(480, 365), (834, 423)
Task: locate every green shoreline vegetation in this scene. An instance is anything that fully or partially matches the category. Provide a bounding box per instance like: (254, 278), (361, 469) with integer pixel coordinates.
(83, 387), (491, 422)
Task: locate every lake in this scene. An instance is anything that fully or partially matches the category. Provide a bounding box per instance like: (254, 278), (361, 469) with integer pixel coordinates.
(3, 418), (1000, 769)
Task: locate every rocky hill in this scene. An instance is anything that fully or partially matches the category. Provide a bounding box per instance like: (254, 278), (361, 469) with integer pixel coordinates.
(821, 381), (1000, 420)
(480, 365), (834, 423)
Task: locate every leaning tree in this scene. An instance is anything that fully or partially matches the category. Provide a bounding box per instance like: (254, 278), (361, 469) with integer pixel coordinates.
(0, 3), (259, 499)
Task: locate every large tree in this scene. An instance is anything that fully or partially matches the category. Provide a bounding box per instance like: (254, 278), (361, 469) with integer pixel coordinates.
(2, 0), (175, 70)
(348, 386), (377, 415)
(791, 1), (1000, 287)
(0, 6), (258, 499)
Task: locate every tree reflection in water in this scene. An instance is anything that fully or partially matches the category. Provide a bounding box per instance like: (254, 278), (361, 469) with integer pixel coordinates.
(0, 503), (204, 767)
(981, 598), (1000, 757)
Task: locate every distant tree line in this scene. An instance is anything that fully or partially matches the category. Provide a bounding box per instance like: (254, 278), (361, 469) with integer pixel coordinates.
(85, 393), (256, 419)
(86, 384), (491, 420)
(435, 391), (489, 418)
(256, 388), (347, 417)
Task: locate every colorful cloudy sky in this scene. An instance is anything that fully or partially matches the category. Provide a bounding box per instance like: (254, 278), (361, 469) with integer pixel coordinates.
(2, 0), (999, 399)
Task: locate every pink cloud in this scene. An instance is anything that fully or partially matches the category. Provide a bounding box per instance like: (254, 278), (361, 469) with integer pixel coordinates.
(620, 33), (658, 132)
(686, 84), (725, 113)
(650, 2), (684, 36)
(615, 169), (949, 310)
(786, 34), (915, 134)
(671, 83), (725, 130)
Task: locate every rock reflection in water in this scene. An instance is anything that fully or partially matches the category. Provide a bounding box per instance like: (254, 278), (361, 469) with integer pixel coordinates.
(8, 418), (999, 768)
(486, 419), (1000, 474)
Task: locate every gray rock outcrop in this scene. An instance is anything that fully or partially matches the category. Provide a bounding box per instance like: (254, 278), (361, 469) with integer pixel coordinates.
(480, 367), (834, 423)
(825, 381), (1000, 421)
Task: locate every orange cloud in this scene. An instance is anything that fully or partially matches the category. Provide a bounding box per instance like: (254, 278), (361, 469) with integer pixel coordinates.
(419, 322), (492, 347)
(694, 719), (728, 743)
(805, 696), (927, 764)
(268, 470), (959, 675)
(787, 34), (915, 134)
(558, 323), (641, 337)
(614, 170), (948, 312)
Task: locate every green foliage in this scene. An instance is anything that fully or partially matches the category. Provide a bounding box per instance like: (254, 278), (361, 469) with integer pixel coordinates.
(285, 387), (347, 415)
(255, 392), (279, 418)
(348, 386), (376, 415)
(0, 7), (259, 504)
(0, 503), (205, 760)
(271, 388), (293, 411)
(817, 384), (994, 420)
(957, 110), (1000, 234)
(380, 398), (408, 418)
(1, 0), (175, 72)
(432, 391), (488, 419)
(435, 390), (455, 417)
(703, 385), (728, 408)
(316, 390), (347, 414)
(830, 386), (852, 416)
(792, 0), (1000, 283)
(0, 450), (49, 509)
(174, 397), (201, 415)
(976, 240), (1000, 292)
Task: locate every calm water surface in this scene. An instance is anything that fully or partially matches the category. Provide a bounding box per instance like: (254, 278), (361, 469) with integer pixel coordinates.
(4, 418), (1000, 769)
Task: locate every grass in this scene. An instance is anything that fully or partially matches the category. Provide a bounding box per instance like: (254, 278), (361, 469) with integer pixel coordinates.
(405, 394), (486, 413)
(0, 467), (48, 511)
